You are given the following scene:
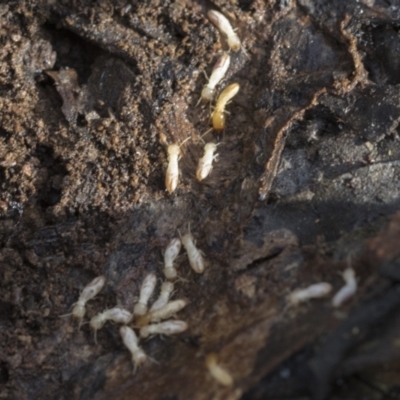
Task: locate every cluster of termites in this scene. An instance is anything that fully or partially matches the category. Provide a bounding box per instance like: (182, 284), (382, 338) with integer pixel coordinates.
(165, 9), (243, 194)
(68, 270), (190, 373)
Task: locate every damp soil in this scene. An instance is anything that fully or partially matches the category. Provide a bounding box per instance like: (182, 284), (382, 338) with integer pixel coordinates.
(1, 0), (400, 399)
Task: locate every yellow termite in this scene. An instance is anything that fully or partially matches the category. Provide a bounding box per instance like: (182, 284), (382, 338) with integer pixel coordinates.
(120, 326), (147, 373)
(140, 320), (188, 339)
(196, 142), (218, 181)
(207, 10), (241, 52)
(201, 53), (231, 103)
(205, 353), (234, 387)
(165, 137), (191, 194)
(211, 83), (240, 131)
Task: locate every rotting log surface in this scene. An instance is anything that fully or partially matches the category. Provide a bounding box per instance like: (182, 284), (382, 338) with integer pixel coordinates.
(1, 0), (400, 399)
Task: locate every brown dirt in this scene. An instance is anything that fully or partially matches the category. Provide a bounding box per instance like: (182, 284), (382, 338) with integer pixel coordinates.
(1, 1), (400, 399)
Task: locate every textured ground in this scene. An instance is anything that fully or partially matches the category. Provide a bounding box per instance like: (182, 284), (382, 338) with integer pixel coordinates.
(1, 0), (400, 399)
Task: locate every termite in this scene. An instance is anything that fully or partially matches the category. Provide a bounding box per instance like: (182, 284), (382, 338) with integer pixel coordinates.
(165, 137), (191, 194)
(288, 282), (332, 306)
(196, 142), (218, 181)
(200, 53), (230, 104)
(134, 273), (157, 316)
(71, 276), (106, 324)
(120, 326), (147, 373)
(205, 353), (234, 387)
(136, 299), (188, 327)
(207, 10), (241, 52)
(332, 268), (357, 307)
(140, 320), (188, 339)
(181, 225), (205, 274)
(90, 307), (132, 343)
(150, 281), (174, 312)
(211, 83), (240, 131)
(163, 238), (181, 280)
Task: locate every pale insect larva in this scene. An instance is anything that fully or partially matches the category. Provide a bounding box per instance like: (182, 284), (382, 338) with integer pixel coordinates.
(181, 226), (205, 274)
(201, 53), (230, 103)
(140, 320), (188, 339)
(332, 268), (357, 307)
(196, 142), (218, 181)
(136, 299), (188, 327)
(163, 238), (181, 279)
(288, 283), (332, 306)
(207, 10), (241, 52)
(72, 276), (106, 322)
(120, 326), (147, 373)
(211, 83), (240, 131)
(90, 307), (132, 343)
(150, 281), (174, 312)
(205, 353), (234, 387)
(134, 273), (157, 316)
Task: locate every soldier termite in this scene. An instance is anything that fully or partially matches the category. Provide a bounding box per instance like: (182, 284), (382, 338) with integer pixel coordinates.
(136, 299), (188, 327)
(120, 326), (147, 373)
(288, 282), (332, 306)
(211, 83), (240, 131)
(165, 137), (191, 194)
(150, 281), (174, 312)
(69, 276), (106, 325)
(163, 238), (181, 280)
(196, 142), (218, 181)
(134, 273), (157, 316)
(205, 353), (234, 387)
(140, 320), (188, 339)
(90, 307), (132, 343)
(200, 53), (230, 104)
(181, 225), (205, 273)
(207, 10), (241, 52)
(332, 268), (357, 307)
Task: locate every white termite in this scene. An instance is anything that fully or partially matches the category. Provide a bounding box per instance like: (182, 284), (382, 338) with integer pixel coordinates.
(90, 307), (132, 342)
(72, 276), (106, 323)
(181, 226), (205, 274)
(205, 353), (234, 387)
(201, 53), (230, 103)
(196, 142), (218, 181)
(332, 268), (357, 307)
(140, 320), (188, 339)
(120, 326), (147, 373)
(137, 299), (188, 327)
(134, 273), (157, 316)
(150, 281), (174, 312)
(163, 238), (181, 279)
(207, 10), (241, 52)
(165, 137), (191, 194)
(288, 282), (332, 306)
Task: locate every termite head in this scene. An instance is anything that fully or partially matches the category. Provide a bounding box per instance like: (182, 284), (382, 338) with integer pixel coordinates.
(134, 302), (148, 316)
(211, 111), (225, 131)
(181, 232), (194, 247)
(163, 266), (177, 280)
(201, 86), (214, 103)
(167, 144), (180, 157)
(72, 302), (85, 320)
(204, 143), (218, 152)
(90, 314), (105, 331)
(228, 35), (241, 52)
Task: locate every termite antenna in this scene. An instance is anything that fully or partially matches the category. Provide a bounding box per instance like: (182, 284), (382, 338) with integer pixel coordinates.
(94, 329), (98, 345)
(179, 136), (192, 148)
(59, 312), (73, 318)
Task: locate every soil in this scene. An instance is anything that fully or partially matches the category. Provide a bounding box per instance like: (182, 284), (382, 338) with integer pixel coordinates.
(1, 0), (400, 399)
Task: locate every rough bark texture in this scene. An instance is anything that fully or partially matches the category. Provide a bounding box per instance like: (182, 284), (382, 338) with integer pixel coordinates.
(1, 0), (400, 399)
